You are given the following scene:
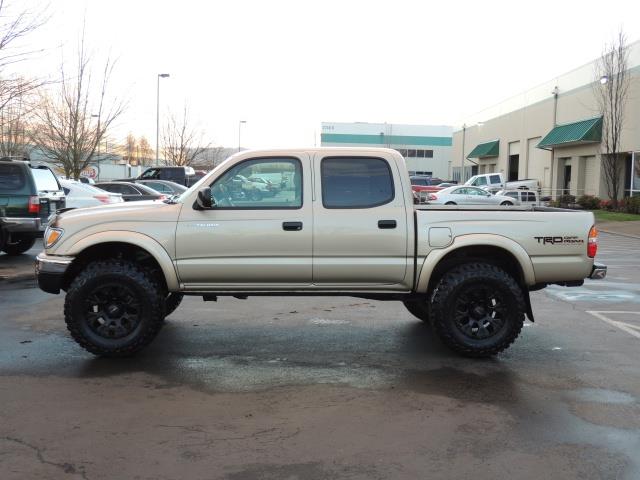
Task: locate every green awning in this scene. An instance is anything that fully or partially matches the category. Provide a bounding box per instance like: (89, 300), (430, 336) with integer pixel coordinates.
(537, 116), (602, 150)
(467, 140), (499, 159)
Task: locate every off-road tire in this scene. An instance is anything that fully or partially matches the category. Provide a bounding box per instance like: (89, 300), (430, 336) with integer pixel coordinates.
(430, 262), (525, 357)
(64, 260), (166, 357)
(403, 300), (430, 323)
(165, 292), (184, 317)
(2, 236), (36, 255)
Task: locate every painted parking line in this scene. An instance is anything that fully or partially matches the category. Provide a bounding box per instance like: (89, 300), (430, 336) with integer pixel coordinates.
(586, 311), (640, 340)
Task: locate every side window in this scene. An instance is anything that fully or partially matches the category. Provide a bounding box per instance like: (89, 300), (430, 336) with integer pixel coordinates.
(526, 192), (536, 202)
(120, 184), (140, 195)
(490, 175), (502, 184)
(210, 157), (302, 209)
(452, 188), (467, 195)
(147, 182), (168, 193)
(321, 157), (394, 209)
(99, 183), (119, 193)
(506, 192), (518, 199)
(475, 176), (487, 186)
(140, 169), (158, 179)
(0, 164), (26, 191)
(467, 188), (484, 196)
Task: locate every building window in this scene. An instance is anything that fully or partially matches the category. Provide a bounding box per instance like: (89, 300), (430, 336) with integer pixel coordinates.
(425, 150), (433, 158)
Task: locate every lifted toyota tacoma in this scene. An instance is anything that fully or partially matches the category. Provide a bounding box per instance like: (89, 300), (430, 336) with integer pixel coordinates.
(36, 148), (606, 357)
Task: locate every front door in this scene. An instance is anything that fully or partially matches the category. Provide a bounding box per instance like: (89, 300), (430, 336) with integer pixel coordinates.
(563, 165), (572, 194)
(312, 154), (409, 286)
(175, 155), (312, 288)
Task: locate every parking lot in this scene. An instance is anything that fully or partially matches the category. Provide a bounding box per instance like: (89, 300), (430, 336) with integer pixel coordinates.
(0, 232), (639, 480)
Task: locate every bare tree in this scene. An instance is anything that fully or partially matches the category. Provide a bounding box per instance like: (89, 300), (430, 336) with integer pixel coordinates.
(594, 30), (630, 205)
(138, 135), (153, 166)
(0, 1), (48, 114)
(122, 132), (137, 164)
(31, 31), (125, 179)
(162, 105), (210, 166)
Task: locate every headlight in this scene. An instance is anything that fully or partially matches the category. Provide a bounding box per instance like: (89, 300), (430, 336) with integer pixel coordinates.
(44, 227), (64, 248)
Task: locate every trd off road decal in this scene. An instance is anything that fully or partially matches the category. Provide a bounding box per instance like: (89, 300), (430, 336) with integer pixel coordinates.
(534, 236), (585, 245)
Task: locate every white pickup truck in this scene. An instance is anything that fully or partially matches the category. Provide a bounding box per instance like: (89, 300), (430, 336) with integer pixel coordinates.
(465, 173), (539, 193)
(36, 148), (605, 358)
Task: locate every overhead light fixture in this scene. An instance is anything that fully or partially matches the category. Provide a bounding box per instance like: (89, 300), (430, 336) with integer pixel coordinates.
(600, 75), (609, 85)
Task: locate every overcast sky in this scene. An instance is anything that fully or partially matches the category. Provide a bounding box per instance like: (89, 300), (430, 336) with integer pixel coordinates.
(14, 0), (640, 149)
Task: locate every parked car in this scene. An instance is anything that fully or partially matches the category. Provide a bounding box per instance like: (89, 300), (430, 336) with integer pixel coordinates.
(117, 166), (197, 187)
(37, 147), (604, 358)
(426, 185), (518, 205)
(0, 158), (65, 255)
(247, 176), (279, 196)
(465, 173), (539, 193)
(128, 179), (188, 196)
(410, 176), (446, 193)
(60, 180), (123, 209)
(496, 189), (541, 206)
(94, 182), (166, 202)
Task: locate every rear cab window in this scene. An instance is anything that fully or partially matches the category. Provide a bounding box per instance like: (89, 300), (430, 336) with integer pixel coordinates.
(321, 157), (394, 208)
(489, 174), (502, 184)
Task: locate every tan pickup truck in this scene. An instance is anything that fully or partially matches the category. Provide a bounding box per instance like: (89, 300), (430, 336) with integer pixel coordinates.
(36, 148), (606, 358)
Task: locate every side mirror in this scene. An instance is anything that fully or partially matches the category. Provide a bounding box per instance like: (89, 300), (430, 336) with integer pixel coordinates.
(194, 187), (213, 210)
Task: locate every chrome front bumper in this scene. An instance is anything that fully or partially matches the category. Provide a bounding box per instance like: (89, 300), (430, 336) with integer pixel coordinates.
(589, 262), (607, 280)
(35, 252), (74, 294)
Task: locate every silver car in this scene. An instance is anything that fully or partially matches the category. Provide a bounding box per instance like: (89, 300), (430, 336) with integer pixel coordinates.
(426, 186), (518, 206)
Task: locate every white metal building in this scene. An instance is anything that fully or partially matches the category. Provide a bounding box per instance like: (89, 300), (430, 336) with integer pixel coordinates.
(321, 122), (453, 179)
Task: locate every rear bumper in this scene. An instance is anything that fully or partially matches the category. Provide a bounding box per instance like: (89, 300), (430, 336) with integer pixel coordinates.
(589, 262), (607, 280)
(35, 252), (74, 294)
(0, 216), (43, 233)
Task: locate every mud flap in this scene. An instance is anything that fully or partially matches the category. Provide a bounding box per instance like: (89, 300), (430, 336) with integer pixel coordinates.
(524, 288), (535, 322)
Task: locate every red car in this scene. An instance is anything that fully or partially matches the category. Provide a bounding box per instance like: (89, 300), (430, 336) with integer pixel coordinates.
(409, 176), (445, 193)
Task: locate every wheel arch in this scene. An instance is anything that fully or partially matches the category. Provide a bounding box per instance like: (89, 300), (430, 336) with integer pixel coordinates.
(61, 232), (179, 291)
(416, 234), (536, 294)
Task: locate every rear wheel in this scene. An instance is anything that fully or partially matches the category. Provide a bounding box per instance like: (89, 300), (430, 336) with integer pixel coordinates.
(445, 201), (456, 205)
(2, 235), (36, 255)
(403, 300), (430, 323)
(501, 201), (514, 206)
(430, 262), (525, 357)
(64, 260), (166, 357)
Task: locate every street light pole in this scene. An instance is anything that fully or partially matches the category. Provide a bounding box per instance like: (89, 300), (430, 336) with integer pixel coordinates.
(156, 73), (170, 166)
(238, 120), (247, 152)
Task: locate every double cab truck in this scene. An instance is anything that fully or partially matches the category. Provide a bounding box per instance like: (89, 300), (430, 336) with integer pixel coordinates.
(35, 148), (606, 358)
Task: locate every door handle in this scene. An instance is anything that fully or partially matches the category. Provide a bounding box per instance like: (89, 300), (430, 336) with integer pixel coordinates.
(282, 221), (303, 231)
(378, 220), (397, 229)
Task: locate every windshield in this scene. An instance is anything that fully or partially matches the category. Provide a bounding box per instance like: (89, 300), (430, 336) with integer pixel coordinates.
(31, 167), (61, 192)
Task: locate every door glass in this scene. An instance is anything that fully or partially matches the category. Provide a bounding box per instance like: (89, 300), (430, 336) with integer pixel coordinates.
(0, 164), (26, 191)
(321, 157), (394, 208)
(31, 168), (60, 191)
(210, 157), (302, 208)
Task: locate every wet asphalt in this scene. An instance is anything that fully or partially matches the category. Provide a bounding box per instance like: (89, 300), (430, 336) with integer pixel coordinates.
(1, 233), (640, 480)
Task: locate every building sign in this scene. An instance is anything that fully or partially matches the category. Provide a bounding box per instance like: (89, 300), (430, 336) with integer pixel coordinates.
(81, 166), (99, 179)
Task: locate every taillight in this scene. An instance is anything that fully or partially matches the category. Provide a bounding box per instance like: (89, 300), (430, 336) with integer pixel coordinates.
(427, 193), (438, 201)
(93, 194), (111, 204)
(28, 195), (40, 214)
(587, 225), (598, 258)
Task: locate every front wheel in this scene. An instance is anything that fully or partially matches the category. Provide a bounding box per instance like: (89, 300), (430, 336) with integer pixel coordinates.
(430, 263), (525, 357)
(2, 235), (36, 255)
(445, 201), (456, 205)
(64, 260), (166, 357)
(500, 201), (514, 206)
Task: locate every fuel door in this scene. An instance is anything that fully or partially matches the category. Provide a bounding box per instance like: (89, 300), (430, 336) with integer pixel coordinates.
(429, 227), (453, 248)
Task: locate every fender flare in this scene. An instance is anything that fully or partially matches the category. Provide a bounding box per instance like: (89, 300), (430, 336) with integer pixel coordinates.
(416, 234), (536, 293)
(65, 231), (180, 291)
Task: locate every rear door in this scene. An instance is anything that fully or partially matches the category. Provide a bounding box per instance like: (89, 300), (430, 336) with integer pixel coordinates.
(312, 154), (409, 286)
